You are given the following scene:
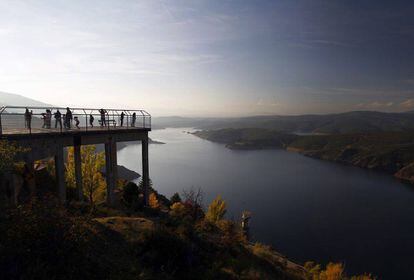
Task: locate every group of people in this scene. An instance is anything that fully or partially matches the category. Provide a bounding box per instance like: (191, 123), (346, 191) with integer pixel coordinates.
(24, 107), (82, 130)
(24, 107), (138, 130)
(97, 109), (137, 127)
(51, 107), (79, 129)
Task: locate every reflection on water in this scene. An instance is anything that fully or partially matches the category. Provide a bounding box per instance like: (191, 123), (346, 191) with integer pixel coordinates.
(118, 128), (414, 279)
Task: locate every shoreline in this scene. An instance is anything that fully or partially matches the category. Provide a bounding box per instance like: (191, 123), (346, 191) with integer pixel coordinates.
(193, 131), (414, 186)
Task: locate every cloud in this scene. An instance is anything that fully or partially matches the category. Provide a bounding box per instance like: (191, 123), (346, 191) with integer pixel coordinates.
(355, 101), (394, 109)
(304, 39), (354, 48)
(400, 99), (414, 109)
(256, 98), (282, 107)
(402, 79), (414, 85)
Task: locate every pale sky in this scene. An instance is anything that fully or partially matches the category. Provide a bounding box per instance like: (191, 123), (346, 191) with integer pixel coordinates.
(1, 0), (414, 116)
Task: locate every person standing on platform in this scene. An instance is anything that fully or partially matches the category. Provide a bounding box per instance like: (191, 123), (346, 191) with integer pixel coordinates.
(120, 112), (125, 127)
(24, 108), (32, 129)
(99, 109), (106, 127)
(74, 116), (80, 129)
(131, 112), (136, 127)
(54, 109), (62, 129)
(41, 112), (47, 128)
(89, 114), (94, 128)
(65, 107), (73, 129)
(46, 109), (52, 128)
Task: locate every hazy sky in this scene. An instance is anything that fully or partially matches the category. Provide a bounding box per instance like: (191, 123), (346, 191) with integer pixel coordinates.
(1, 0), (414, 116)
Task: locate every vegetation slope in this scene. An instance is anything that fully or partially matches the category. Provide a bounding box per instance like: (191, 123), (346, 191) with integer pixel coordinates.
(0, 140), (373, 280)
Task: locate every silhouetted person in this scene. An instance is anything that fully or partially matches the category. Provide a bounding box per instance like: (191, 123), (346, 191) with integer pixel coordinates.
(65, 107), (72, 129)
(62, 114), (66, 128)
(89, 114), (94, 127)
(131, 112), (136, 127)
(99, 109), (106, 127)
(120, 112), (125, 127)
(74, 116), (80, 129)
(41, 113), (47, 128)
(41, 109), (51, 129)
(54, 110), (62, 129)
(24, 108), (32, 129)
(46, 109), (52, 128)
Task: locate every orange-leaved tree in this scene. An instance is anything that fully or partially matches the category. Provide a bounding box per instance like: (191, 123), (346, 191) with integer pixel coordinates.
(65, 145), (106, 206)
(205, 195), (227, 224)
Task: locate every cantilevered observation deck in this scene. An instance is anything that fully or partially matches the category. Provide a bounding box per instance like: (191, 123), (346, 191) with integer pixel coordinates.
(0, 106), (151, 206)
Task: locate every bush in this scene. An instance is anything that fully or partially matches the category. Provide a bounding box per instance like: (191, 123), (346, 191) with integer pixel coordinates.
(319, 262), (344, 280)
(136, 228), (191, 275)
(182, 188), (204, 222)
(170, 202), (187, 217)
(205, 195), (227, 224)
(170, 192), (182, 204)
(217, 219), (244, 247)
(122, 182), (144, 211)
(0, 197), (120, 279)
(149, 192), (160, 209)
(304, 261), (375, 280)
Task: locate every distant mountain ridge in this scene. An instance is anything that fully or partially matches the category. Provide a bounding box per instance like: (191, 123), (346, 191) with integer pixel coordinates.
(2, 91), (414, 134)
(0, 91), (51, 107)
(156, 110), (414, 134)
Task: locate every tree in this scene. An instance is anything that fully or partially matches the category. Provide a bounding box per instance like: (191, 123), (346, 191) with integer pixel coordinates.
(205, 195), (227, 224)
(170, 192), (182, 204)
(319, 262), (344, 280)
(182, 187), (204, 221)
(122, 181), (142, 209)
(0, 140), (25, 176)
(149, 192), (160, 209)
(170, 202), (186, 217)
(65, 145), (106, 206)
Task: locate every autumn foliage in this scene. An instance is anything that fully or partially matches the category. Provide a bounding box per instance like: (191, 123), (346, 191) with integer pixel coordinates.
(65, 145), (106, 206)
(205, 195), (227, 224)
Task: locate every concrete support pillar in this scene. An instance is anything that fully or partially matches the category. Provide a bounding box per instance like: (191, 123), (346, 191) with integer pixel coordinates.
(142, 136), (150, 206)
(25, 159), (36, 198)
(55, 145), (66, 202)
(0, 113), (2, 135)
(74, 144), (83, 201)
(105, 138), (118, 206)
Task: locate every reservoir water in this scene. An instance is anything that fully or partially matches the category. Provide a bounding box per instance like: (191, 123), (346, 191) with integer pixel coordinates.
(118, 128), (414, 279)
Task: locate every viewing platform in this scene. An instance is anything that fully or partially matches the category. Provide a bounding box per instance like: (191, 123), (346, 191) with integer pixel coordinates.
(0, 106), (151, 137)
(0, 106), (151, 207)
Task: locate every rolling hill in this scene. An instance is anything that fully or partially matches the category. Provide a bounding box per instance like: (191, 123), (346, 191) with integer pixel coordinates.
(0, 91), (51, 107)
(2, 91), (414, 134)
(154, 111), (414, 134)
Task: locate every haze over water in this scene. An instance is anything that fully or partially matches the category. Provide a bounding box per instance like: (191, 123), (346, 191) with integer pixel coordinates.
(118, 128), (414, 279)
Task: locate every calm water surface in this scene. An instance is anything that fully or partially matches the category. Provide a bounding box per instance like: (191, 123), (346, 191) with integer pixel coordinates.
(118, 128), (414, 279)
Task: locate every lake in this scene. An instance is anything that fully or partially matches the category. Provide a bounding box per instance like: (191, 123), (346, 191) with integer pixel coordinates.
(118, 128), (414, 279)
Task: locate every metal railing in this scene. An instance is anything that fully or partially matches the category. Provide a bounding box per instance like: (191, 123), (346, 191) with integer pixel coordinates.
(0, 106), (151, 135)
